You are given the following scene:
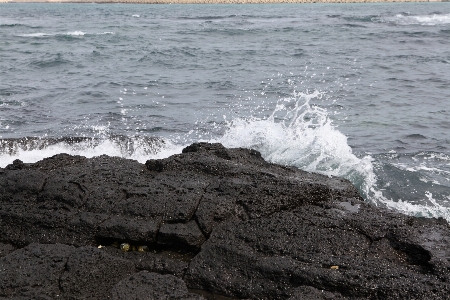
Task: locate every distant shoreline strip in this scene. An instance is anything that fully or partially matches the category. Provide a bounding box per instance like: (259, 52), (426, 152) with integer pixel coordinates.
(1, 0), (448, 3)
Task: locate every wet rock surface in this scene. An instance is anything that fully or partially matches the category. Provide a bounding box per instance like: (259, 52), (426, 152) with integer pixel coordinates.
(0, 142), (449, 299)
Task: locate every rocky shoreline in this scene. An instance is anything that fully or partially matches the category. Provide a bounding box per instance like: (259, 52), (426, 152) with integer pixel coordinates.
(1, 143), (449, 299)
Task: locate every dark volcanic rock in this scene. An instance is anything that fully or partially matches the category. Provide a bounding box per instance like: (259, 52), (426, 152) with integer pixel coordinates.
(59, 246), (135, 299)
(185, 204), (450, 299)
(0, 243), (135, 299)
(0, 143), (357, 249)
(0, 142), (449, 299)
(0, 243), (74, 298)
(111, 271), (205, 300)
(0, 243), (14, 258)
(159, 220), (206, 249)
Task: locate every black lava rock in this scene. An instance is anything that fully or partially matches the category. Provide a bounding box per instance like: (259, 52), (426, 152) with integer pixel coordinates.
(0, 143), (449, 299)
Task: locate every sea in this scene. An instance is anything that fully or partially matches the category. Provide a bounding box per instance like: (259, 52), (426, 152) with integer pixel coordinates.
(1, 3), (449, 221)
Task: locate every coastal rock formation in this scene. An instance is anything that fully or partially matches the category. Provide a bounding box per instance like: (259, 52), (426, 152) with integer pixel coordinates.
(0, 143), (449, 299)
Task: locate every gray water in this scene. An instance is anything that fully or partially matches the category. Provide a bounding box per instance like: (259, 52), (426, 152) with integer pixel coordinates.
(1, 3), (449, 220)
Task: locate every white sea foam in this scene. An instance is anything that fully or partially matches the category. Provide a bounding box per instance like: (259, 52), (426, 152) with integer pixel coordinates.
(67, 31), (86, 36)
(384, 192), (450, 221)
(18, 33), (51, 37)
(18, 31), (95, 38)
(0, 89), (448, 222)
(393, 13), (450, 26)
(421, 152), (450, 161)
(212, 90), (450, 222)
(0, 90), (379, 203)
(391, 153), (450, 187)
(405, 165), (450, 176)
(216, 90), (379, 202)
(0, 137), (183, 168)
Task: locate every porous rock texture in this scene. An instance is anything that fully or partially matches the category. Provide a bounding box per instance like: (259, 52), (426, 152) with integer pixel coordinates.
(0, 142), (449, 299)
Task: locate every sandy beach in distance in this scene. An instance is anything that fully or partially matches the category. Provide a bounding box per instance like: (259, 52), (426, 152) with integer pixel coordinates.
(0, 0), (447, 3)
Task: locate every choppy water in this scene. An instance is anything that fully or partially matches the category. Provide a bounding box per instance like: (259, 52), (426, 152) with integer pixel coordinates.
(1, 3), (449, 220)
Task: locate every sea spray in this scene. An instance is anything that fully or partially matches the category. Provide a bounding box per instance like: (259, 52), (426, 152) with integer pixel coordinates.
(218, 90), (379, 203)
(216, 90), (450, 222)
(1, 87), (449, 222)
(0, 136), (182, 167)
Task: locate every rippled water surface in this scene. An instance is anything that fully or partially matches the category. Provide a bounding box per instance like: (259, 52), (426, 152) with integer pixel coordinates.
(1, 3), (449, 220)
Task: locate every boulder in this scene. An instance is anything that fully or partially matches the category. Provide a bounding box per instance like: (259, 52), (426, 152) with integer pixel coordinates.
(0, 142), (449, 299)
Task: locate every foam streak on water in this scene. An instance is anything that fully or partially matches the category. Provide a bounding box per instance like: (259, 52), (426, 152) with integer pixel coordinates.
(393, 13), (450, 26)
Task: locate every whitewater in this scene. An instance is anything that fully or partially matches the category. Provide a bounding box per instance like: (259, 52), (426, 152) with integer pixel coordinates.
(1, 3), (449, 221)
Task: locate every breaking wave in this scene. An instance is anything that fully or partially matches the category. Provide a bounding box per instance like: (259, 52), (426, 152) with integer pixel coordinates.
(0, 90), (449, 222)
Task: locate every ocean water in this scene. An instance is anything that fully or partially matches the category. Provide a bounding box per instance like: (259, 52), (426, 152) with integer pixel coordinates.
(1, 3), (449, 220)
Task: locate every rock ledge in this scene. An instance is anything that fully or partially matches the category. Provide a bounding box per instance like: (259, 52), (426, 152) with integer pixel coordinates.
(0, 143), (449, 299)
